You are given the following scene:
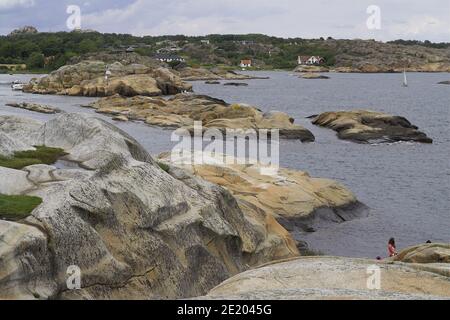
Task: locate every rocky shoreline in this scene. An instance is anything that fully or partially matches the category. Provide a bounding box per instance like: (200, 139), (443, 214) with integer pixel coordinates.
(5, 102), (61, 114)
(83, 94), (316, 142)
(23, 60), (192, 97)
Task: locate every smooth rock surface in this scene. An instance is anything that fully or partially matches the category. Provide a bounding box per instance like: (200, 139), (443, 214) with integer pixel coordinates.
(200, 256), (450, 300)
(0, 113), (298, 300)
(159, 153), (366, 234)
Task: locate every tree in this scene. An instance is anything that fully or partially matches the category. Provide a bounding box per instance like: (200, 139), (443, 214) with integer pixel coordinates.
(79, 39), (98, 54)
(26, 52), (45, 69)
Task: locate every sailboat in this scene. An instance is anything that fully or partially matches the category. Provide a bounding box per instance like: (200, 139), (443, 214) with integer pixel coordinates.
(402, 69), (408, 87)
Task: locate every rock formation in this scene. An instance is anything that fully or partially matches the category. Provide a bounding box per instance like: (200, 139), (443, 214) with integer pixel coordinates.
(224, 82), (249, 86)
(310, 110), (433, 143)
(159, 153), (368, 234)
(392, 243), (450, 277)
(438, 80), (450, 85)
(23, 61), (192, 96)
(199, 256), (450, 300)
(294, 65), (329, 73)
(0, 113), (298, 300)
(175, 67), (268, 81)
(300, 73), (330, 79)
(85, 94), (315, 141)
(5, 102), (61, 114)
(8, 26), (38, 36)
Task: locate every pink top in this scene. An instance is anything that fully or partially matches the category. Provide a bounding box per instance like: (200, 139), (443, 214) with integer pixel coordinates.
(388, 244), (397, 257)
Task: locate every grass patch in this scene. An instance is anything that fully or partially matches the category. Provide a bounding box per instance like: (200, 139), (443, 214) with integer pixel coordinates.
(0, 194), (42, 221)
(157, 161), (170, 173)
(0, 146), (67, 169)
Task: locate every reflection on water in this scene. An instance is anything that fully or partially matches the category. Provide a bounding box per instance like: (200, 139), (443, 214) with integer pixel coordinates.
(1, 72), (449, 258)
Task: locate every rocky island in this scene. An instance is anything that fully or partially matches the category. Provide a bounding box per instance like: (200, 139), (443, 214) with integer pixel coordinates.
(310, 110), (433, 144)
(84, 94), (316, 141)
(23, 60), (192, 97)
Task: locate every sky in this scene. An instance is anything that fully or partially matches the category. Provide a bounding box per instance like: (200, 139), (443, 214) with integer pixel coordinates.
(1, 0), (449, 42)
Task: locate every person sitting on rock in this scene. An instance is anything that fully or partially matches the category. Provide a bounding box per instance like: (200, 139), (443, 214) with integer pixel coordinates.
(388, 238), (398, 257)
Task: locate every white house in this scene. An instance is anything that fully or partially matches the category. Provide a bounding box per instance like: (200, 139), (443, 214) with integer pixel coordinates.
(298, 55), (325, 65)
(240, 59), (252, 68)
(154, 54), (185, 63)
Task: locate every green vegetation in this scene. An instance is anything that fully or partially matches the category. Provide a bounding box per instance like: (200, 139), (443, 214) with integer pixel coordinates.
(0, 146), (67, 169)
(0, 194), (42, 221)
(157, 161), (170, 173)
(1, 31), (448, 72)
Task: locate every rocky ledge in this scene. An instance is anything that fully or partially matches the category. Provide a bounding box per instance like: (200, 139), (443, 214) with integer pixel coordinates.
(0, 113), (302, 300)
(294, 65), (330, 73)
(300, 73), (330, 80)
(438, 80), (450, 85)
(23, 60), (192, 97)
(5, 102), (61, 114)
(85, 94), (315, 142)
(310, 110), (432, 144)
(175, 67), (269, 81)
(159, 153), (368, 235)
(199, 243), (450, 300)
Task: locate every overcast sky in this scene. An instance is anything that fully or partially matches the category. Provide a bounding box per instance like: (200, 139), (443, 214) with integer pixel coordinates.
(1, 0), (449, 41)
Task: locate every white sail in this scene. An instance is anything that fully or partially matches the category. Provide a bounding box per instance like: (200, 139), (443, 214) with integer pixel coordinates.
(403, 70), (408, 87)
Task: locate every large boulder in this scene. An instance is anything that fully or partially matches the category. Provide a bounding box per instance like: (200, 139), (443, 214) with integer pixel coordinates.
(0, 113), (297, 300)
(86, 94), (315, 142)
(394, 243), (450, 264)
(310, 110), (432, 143)
(160, 153), (367, 234)
(392, 243), (450, 277)
(200, 256), (450, 300)
(23, 61), (192, 96)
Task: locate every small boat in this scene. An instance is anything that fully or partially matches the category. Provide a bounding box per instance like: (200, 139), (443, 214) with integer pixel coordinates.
(402, 70), (408, 87)
(11, 83), (25, 91)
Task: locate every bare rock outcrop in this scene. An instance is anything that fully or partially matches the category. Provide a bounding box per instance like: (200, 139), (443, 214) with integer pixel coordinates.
(6, 102), (61, 114)
(0, 113), (297, 300)
(175, 67), (268, 81)
(23, 61), (192, 97)
(310, 110), (432, 143)
(159, 153), (367, 234)
(300, 73), (330, 79)
(199, 256), (450, 300)
(85, 94), (315, 141)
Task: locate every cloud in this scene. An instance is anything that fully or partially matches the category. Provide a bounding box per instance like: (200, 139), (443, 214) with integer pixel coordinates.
(0, 0), (35, 12)
(0, 0), (449, 41)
